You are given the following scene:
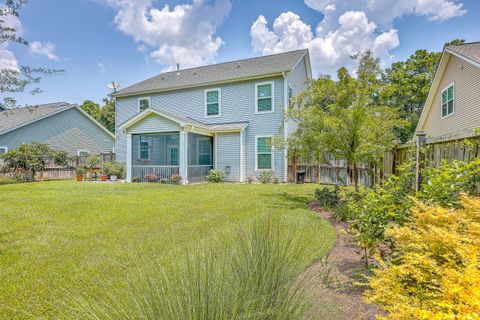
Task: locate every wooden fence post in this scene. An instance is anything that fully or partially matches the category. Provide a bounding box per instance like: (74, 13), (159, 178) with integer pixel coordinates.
(416, 131), (427, 192)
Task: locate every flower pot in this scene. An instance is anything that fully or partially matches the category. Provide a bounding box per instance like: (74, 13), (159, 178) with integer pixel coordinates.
(110, 175), (117, 182)
(76, 175), (83, 182)
(101, 175), (108, 181)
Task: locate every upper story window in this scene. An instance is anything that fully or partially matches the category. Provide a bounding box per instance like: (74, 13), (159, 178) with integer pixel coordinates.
(441, 83), (454, 118)
(205, 89), (220, 117)
(0, 147), (8, 154)
(255, 82), (274, 113)
(138, 97), (150, 113)
(256, 136), (273, 170)
(288, 85), (293, 105)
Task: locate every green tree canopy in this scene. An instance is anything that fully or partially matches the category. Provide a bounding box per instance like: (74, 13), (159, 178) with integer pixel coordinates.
(289, 51), (406, 191)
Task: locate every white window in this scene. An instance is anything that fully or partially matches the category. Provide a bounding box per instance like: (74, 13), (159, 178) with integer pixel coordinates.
(255, 82), (274, 113)
(77, 149), (90, 157)
(255, 136), (274, 170)
(441, 83), (454, 118)
(138, 97), (150, 113)
(205, 89), (221, 117)
(139, 136), (150, 160)
(0, 147), (8, 154)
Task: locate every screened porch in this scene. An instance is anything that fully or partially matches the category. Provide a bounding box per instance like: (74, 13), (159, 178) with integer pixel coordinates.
(131, 132), (213, 183)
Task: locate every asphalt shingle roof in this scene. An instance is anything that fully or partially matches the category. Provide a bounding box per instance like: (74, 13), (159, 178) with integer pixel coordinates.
(0, 102), (73, 135)
(115, 49), (308, 96)
(446, 42), (480, 65)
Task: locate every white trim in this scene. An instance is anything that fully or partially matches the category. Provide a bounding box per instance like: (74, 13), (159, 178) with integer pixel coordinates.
(440, 81), (455, 119)
(214, 132), (218, 169)
(204, 88), (221, 117)
(138, 97), (151, 113)
(255, 81), (275, 114)
(240, 129), (244, 182)
(446, 48), (480, 69)
(0, 146), (8, 154)
(255, 135), (274, 171)
(126, 134), (132, 182)
(77, 149), (90, 156)
(119, 108), (187, 131)
(283, 75), (289, 183)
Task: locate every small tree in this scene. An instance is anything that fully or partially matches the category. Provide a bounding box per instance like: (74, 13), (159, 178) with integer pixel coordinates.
(1, 142), (68, 181)
(289, 51), (406, 191)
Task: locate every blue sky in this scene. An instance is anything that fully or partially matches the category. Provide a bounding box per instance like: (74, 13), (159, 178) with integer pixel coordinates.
(3, 0), (480, 107)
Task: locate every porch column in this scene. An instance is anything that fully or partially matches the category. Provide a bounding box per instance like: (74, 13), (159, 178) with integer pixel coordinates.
(126, 133), (132, 182)
(179, 130), (188, 184)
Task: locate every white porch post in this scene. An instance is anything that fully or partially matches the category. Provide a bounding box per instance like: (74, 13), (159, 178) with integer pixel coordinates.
(126, 133), (132, 182)
(179, 129), (188, 184)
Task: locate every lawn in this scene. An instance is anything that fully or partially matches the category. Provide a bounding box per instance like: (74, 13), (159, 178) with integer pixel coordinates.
(0, 181), (335, 319)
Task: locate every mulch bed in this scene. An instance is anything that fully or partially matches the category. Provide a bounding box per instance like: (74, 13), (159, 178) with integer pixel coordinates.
(301, 202), (383, 320)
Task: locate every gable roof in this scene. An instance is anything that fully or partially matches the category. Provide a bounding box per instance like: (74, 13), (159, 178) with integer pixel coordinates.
(119, 107), (248, 133)
(114, 49), (310, 97)
(415, 42), (480, 136)
(446, 42), (480, 67)
(0, 102), (115, 138)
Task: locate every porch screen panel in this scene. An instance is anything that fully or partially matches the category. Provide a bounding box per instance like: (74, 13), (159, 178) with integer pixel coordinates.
(187, 133), (213, 166)
(132, 133), (180, 166)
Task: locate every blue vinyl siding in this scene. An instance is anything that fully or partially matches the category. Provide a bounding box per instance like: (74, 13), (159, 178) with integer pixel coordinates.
(0, 108), (114, 155)
(216, 132), (241, 182)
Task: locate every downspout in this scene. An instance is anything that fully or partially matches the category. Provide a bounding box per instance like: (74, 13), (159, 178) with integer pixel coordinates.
(282, 71), (289, 183)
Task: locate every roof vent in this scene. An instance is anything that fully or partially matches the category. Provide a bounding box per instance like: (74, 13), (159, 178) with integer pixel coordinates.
(176, 63), (180, 75)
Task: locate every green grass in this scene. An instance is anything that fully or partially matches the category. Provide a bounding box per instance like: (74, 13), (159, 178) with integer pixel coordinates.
(0, 181), (335, 319)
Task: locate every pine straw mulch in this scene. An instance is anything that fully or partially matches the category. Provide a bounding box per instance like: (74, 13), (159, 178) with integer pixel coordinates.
(301, 203), (384, 320)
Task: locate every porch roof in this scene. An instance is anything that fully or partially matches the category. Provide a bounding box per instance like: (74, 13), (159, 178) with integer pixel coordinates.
(118, 107), (248, 133)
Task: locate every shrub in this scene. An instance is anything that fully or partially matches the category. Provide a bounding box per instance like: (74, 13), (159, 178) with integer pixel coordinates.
(272, 177), (279, 184)
(314, 186), (341, 209)
(159, 178), (169, 184)
(144, 173), (158, 183)
(418, 159), (480, 208)
(0, 177), (20, 185)
(60, 219), (309, 320)
(258, 170), (273, 184)
(75, 167), (85, 177)
(107, 161), (125, 178)
(366, 194), (480, 319)
(132, 176), (140, 183)
(247, 175), (256, 184)
(170, 174), (182, 183)
(207, 169), (225, 183)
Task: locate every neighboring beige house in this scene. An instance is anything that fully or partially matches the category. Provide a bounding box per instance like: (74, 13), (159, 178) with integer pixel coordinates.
(415, 42), (480, 142)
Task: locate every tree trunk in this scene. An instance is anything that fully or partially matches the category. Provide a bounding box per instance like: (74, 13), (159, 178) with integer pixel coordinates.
(353, 161), (359, 192)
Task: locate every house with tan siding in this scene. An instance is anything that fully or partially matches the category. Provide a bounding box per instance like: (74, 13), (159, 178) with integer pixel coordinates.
(415, 42), (480, 142)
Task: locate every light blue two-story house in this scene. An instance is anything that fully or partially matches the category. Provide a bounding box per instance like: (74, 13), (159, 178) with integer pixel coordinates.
(114, 49), (312, 183)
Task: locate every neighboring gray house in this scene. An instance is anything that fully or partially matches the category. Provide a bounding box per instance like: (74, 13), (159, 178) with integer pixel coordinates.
(0, 102), (115, 156)
(114, 49), (312, 183)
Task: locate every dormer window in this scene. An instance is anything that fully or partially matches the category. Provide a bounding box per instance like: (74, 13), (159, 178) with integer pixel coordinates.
(205, 89), (220, 117)
(255, 82), (274, 113)
(138, 97), (150, 113)
(441, 83), (454, 118)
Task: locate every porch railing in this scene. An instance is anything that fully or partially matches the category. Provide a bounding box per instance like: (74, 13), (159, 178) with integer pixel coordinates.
(132, 165), (180, 182)
(188, 165), (213, 183)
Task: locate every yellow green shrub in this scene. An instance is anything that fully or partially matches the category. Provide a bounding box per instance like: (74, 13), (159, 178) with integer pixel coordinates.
(366, 194), (480, 319)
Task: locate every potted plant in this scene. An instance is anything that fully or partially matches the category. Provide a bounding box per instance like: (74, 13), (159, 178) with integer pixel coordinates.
(169, 174), (183, 185)
(75, 167), (85, 182)
(84, 155), (100, 180)
(100, 161), (111, 181)
(108, 161), (124, 182)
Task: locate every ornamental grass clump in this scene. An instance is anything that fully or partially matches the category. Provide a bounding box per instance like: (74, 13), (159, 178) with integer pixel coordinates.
(366, 194), (480, 319)
(58, 218), (309, 320)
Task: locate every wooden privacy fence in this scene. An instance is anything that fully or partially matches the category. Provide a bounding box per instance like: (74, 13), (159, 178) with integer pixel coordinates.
(287, 163), (374, 186)
(0, 152), (116, 180)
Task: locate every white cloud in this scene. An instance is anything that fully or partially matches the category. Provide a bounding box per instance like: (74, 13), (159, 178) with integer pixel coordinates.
(251, 11), (399, 75)
(29, 41), (59, 61)
(0, 13), (22, 70)
(99, 0), (232, 70)
(251, 0), (465, 76)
